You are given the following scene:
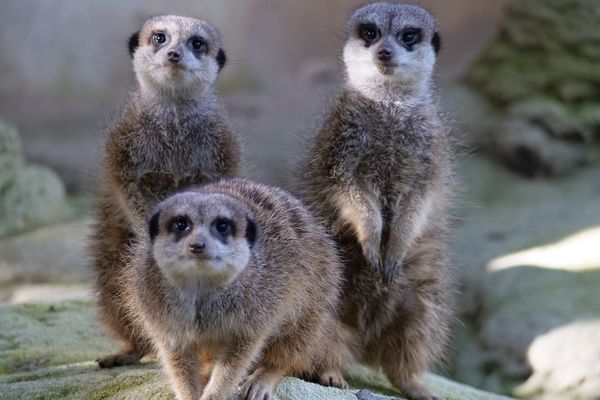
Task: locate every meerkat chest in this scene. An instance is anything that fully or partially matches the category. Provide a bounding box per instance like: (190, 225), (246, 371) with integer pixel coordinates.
(353, 111), (433, 188)
(127, 114), (220, 178)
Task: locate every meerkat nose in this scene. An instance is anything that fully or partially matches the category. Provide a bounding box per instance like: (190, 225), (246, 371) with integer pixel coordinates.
(189, 242), (206, 254)
(377, 47), (393, 62)
(167, 50), (182, 63)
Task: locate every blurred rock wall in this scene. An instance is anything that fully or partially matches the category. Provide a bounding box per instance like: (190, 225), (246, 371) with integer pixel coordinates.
(465, 0), (600, 177)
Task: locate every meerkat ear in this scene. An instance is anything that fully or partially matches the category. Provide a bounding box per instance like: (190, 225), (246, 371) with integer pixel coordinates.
(245, 217), (256, 247)
(149, 211), (161, 242)
(128, 31), (140, 58)
(216, 48), (227, 71)
(432, 31), (441, 55)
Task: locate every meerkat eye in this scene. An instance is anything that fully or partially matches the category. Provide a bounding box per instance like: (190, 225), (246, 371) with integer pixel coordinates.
(400, 29), (421, 46)
(214, 218), (234, 236)
(152, 32), (166, 45)
(188, 37), (207, 53)
(170, 216), (191, 234)
(359, 25), (380, 43)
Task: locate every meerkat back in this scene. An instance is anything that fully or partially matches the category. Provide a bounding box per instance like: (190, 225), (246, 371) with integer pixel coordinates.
(90, 15), (241, 369)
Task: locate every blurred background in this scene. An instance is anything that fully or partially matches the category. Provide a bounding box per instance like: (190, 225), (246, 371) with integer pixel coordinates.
(1, 1), (599, 399)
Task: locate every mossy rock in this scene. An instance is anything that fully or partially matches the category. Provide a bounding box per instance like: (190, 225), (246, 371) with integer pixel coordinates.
(449, 157), (600, 398)
(0, 300), (512, 400)
(0, 119), (24, 185)
(0, 219), (91, 290)
(467, 0), (600, 105)
(463, 0), (600, 175)
(0, 165), (70, 238)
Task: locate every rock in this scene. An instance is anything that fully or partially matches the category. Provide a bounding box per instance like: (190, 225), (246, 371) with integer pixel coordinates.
(493, 119), (586, 177)
(464, 0), (600, 175)
(0, 119), (23, 175)
(439, 83), (499, 149)
(514, 320), (600, 399)
(0, 166), (71, 237)
(507, 98), (589, 141)
(0, 219), (91, 288)
(0, 300), (512, 400)
(3, 283), (91, 304)
(450, 156), (600, 398)
(0, 118), (71, 238)
(466, 0), (600, 105)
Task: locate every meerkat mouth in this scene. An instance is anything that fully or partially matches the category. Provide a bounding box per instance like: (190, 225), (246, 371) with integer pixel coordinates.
(377, 63), (398, 75)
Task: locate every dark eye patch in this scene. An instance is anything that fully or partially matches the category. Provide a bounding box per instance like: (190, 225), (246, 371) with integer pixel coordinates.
(188, 36), (207, 53)
(168, 215), (192, 240)
(358, 24), (380, 46)
(213, 218), (235, 237)
(152, 31), (166, 46)
(397, 28), (422, 50)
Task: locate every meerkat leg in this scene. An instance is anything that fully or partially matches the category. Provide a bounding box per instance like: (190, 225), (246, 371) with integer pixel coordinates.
(199, 347), (216, 388)
(200, 338), (265, 400)
(239, 366), (284, 400)
(379, 291), (448, 400)
(93, 208), (150, 368)
(382, 190), (431, 284)
(96, 345), (147, 368)
(331, 187), (383, 273)
(156, 344), (201, 400)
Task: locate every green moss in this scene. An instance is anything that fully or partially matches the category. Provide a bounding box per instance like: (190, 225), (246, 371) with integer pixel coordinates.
(0, 300), (511, 399)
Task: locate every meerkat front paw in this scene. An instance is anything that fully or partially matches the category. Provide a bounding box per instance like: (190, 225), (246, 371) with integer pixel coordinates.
(361, 242), (383, 276)
(319, 369), (348, 389)
(239, 367), (282, 400)
(381, 252), (404, 285)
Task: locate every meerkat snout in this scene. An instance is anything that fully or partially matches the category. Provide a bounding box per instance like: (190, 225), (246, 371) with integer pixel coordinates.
(166, 48), (182, 64)
(148, 192), (255, 287)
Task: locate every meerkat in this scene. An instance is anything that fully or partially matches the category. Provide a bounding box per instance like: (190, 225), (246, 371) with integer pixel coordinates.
(90, 15), (240, 368)
(299, 3), (454, 400)
(122, 178), (350, 400)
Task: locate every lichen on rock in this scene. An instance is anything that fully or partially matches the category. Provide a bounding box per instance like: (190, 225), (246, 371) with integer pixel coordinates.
(0, 118), (70, 238)
(0, 300), (513, 400)
(464, 0), (600, 176)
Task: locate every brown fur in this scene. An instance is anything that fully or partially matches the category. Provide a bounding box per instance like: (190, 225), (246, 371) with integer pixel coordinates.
(90, 15), (240, 368)
(122, 179), (350, 400)
(298, 3), (454, 400)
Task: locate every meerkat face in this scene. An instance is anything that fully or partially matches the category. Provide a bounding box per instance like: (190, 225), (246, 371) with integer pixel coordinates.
(343, 3), (440, 93)
(148, 192), (257, 289)
(128, 15), (227, 97)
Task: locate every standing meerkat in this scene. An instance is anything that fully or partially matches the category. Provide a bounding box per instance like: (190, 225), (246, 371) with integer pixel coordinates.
(124, 178), (350, 400)
(90, 15), (240, 368)
(299, 3), (454, 400)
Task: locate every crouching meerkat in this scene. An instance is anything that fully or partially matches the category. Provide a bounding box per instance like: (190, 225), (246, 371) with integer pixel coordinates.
(90, 15), (240, 368)
(123, 178), (350, 400)
(299, 3), (454, 400)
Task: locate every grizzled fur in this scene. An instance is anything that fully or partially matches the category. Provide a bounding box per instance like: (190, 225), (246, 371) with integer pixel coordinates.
(90, 15), (240, 369)
(123, 179), (350, 400)
(299, 3), (454, 400)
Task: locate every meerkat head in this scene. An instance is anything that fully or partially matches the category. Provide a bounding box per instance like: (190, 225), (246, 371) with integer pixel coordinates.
(343, 2), (440, 102)
(128, 15), (227, 99)
(147, 191), (257, 290)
